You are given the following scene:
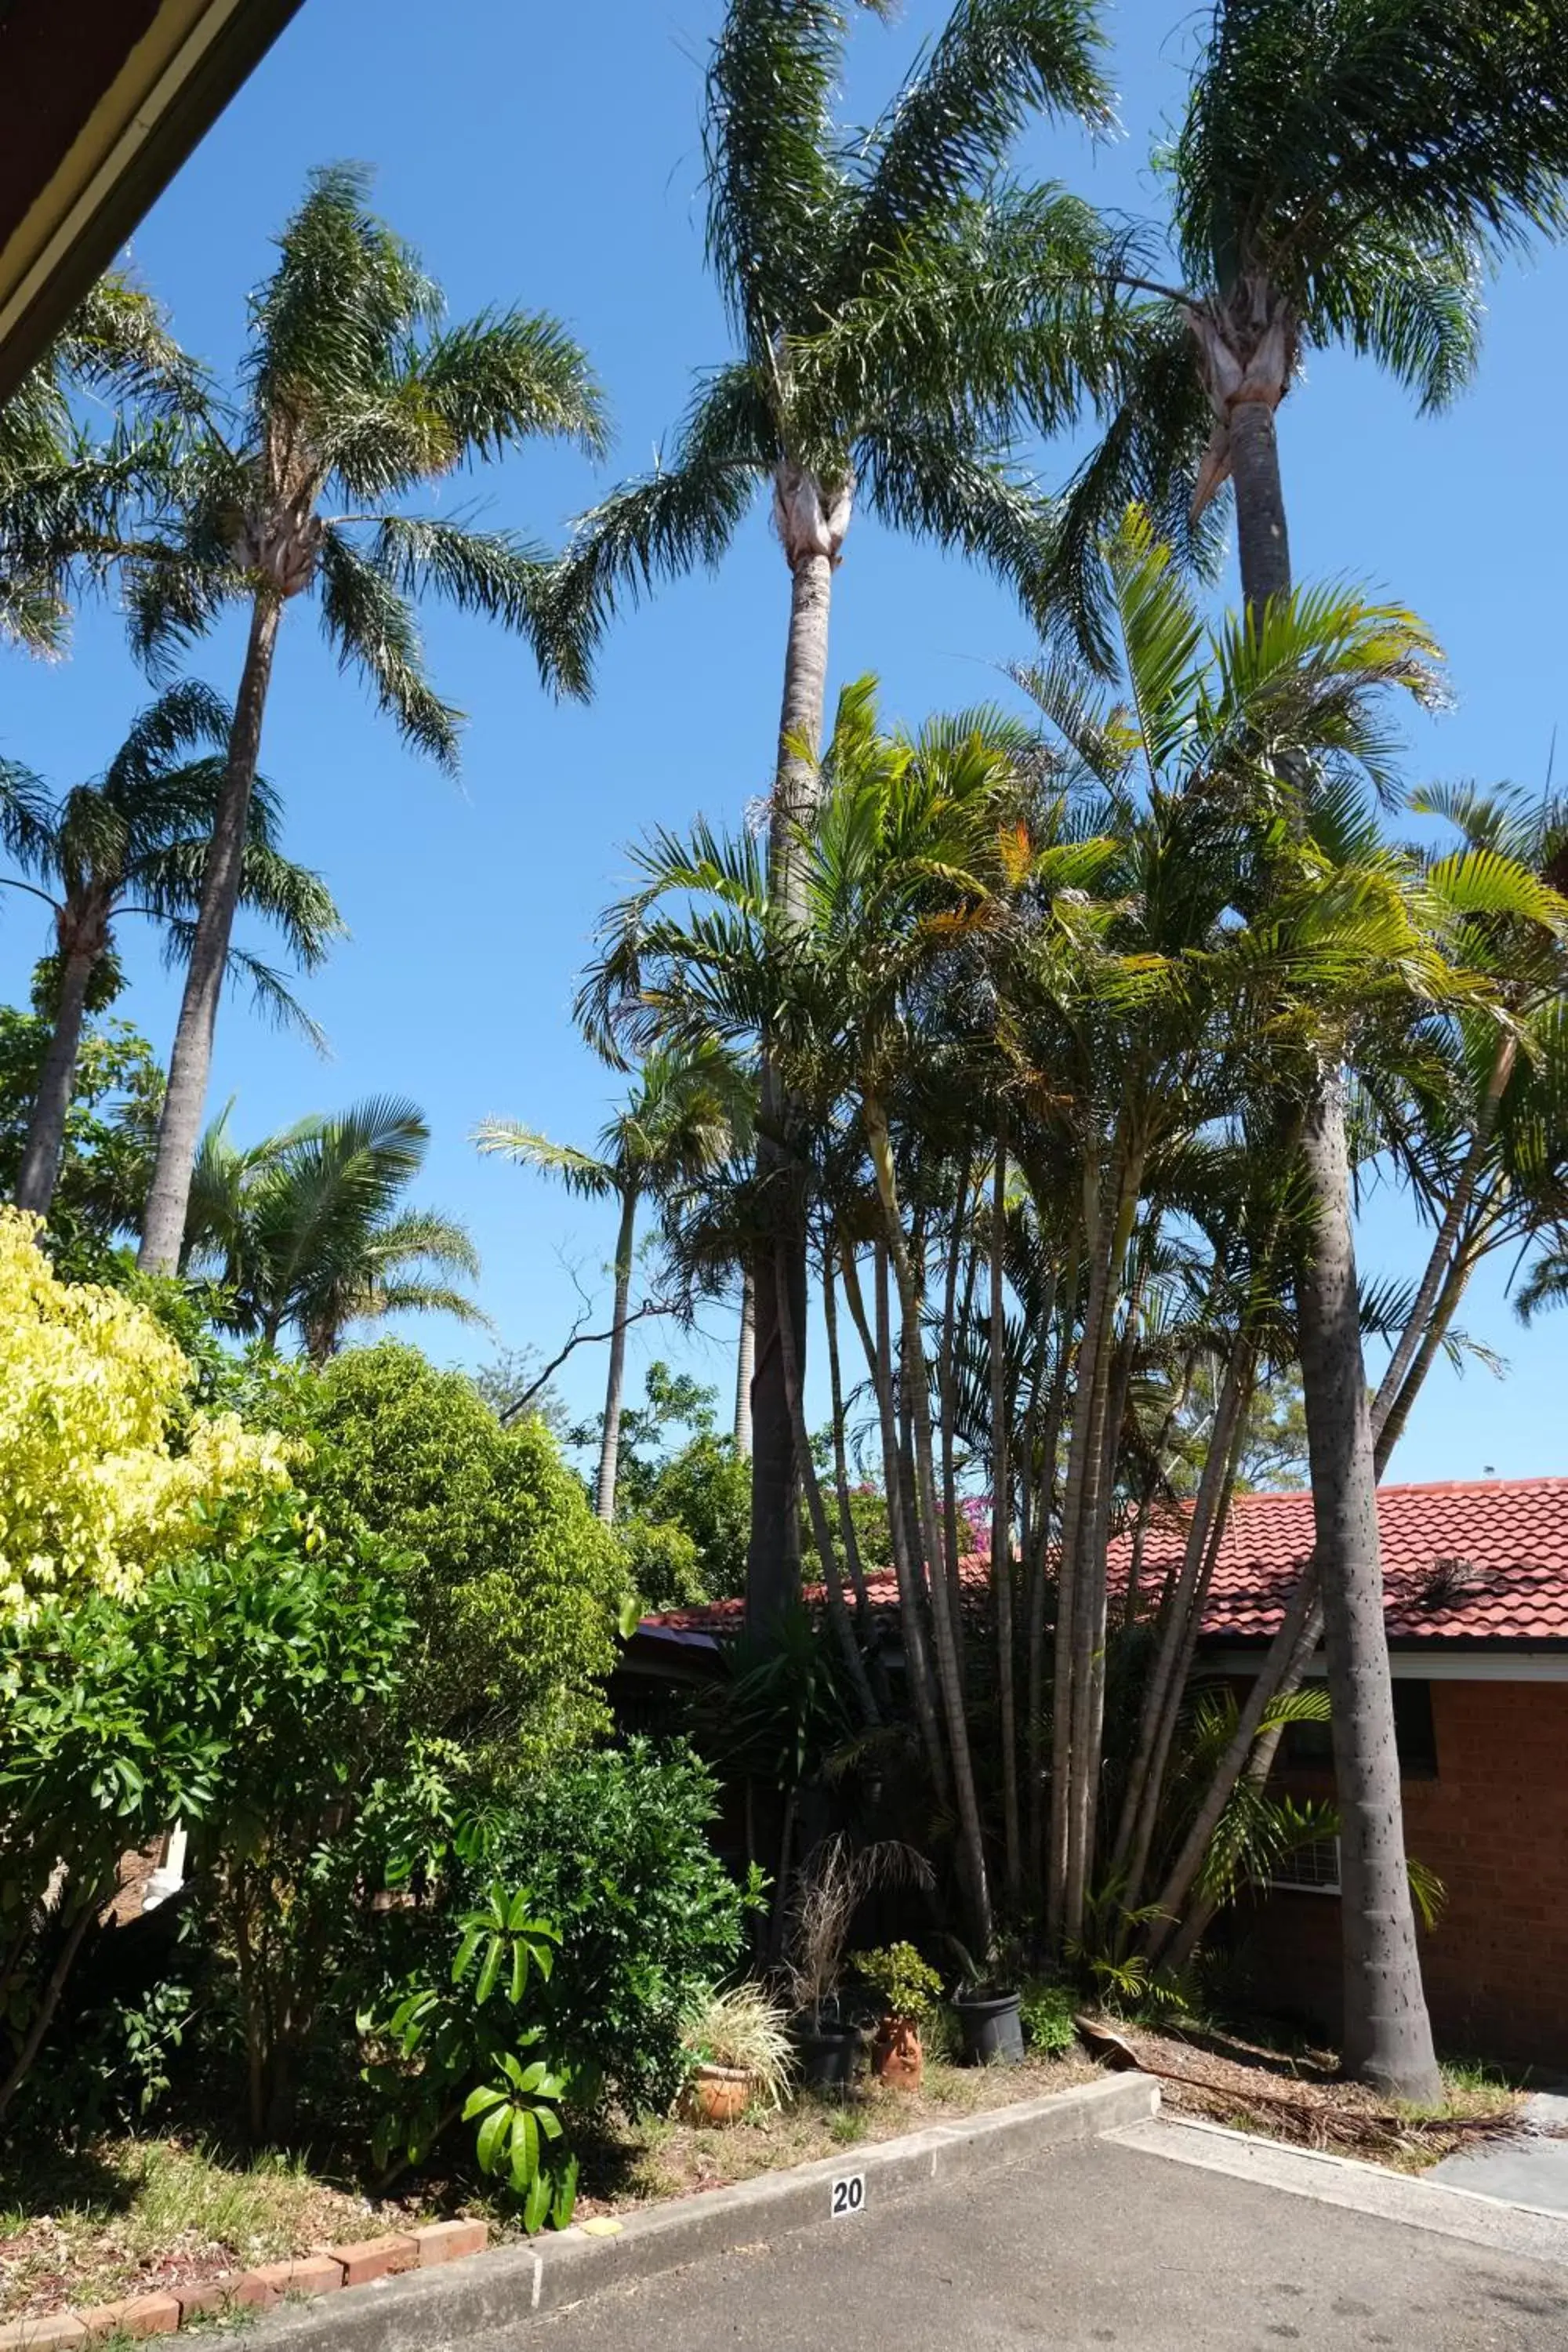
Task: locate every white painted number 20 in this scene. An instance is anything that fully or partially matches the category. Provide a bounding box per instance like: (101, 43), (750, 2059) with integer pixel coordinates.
(830, 2173), (866, 2218)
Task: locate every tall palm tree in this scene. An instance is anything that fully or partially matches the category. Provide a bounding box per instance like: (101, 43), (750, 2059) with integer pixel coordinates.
(0, 684), (342, 1216)
(551, 0), (1117, 1624)
(1058, 0), (1568, 2103)
(130, 163), (607, 1275)
(184, 1094), (482, 1360)
(475, 1041), (748, 1521)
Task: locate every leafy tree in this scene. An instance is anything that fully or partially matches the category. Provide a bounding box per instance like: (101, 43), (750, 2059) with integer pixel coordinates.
(472, 1345), (570, 1438)
(477, 1043), (748, 1520)
(184, 1094), (482, 1359)
(1164, 1364), (1308, 1495)
(272, 1342), (628, 1781)
(0, 1003), (162, 1277)
(0, 1205), (289, 1623)
(610, 1363), (753, 1602)
(131, 164), (606, 1272)
(0, 684), (340, 1216)
(555, 0), (1119, 1623)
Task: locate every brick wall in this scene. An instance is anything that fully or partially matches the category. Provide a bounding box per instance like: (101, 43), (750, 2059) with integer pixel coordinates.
(1236, 1679), (1568, 2070)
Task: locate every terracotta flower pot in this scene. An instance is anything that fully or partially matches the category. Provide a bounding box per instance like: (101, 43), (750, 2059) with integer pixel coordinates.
(870, 2015), (924, 2091)
(682, 2063), (751, 2125)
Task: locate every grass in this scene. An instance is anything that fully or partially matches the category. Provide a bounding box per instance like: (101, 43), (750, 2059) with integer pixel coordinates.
(0, 2139), (439, 2323)
(572, 2050), (1102, 2218)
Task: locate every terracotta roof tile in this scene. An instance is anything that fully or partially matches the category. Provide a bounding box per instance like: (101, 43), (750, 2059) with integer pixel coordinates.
(644, 1478), (1568, 1647)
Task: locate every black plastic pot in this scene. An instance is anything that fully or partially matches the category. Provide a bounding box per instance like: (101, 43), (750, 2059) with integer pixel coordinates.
(954, 1987), (1025, 2067)
(792, 2019), (862, 2090)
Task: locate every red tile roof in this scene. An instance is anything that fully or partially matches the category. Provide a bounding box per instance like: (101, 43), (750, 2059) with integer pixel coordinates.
(644, 1478), (1568, 1649)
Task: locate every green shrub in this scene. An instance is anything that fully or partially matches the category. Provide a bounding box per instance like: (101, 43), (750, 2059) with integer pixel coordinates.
(270, 1343), (630, 1780)
(1018, 1978), (1079, 2055)
(456, 1738), (760, 2118)
(0, 1496), (408, 2134)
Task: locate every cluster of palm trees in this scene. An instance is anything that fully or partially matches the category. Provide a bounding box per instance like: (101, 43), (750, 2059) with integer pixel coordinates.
(6, 0), (1568, 2103)
(0, 164), (603, 1295)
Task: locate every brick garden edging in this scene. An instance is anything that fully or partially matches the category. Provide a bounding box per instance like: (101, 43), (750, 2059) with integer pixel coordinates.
(0, 2222), (489, 2349)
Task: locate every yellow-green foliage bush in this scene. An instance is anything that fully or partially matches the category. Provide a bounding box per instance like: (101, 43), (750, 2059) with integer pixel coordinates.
(0, 1207), (289, 1620)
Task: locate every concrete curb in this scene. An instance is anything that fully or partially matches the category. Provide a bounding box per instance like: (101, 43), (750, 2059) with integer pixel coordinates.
(1110, 2112), (1568, 2271)
(249, 2074), (1157, 2352)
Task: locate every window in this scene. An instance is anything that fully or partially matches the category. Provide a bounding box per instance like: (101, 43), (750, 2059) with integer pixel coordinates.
(1278, 1678), (1438, 1780)
(1269, 1835), (1341, 1895)
(1392, 1679), (1439, 1778)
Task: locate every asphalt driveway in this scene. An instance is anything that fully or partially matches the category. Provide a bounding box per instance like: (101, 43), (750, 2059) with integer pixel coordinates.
(504, 2133), (1568, 2352)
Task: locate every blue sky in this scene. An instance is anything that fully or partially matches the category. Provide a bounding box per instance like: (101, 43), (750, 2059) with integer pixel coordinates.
(2, 0), (1566, 1479)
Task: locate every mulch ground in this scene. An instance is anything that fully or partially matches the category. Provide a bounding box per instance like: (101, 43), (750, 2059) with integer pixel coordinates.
(1076, 2016), (1528, 2169)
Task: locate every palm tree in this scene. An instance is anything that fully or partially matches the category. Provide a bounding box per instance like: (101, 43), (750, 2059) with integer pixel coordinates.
(130, 163), (607, 1274)
(1058, 0), (1568, 2102)
(0, 276), (198, 658)
(550, 0), (1117, 1624)
(579, 684), (1046, 1943)
(476, 1042), (748, 1521)
(0, 684), (342, 1217)
(184, 1094), (482, 1360)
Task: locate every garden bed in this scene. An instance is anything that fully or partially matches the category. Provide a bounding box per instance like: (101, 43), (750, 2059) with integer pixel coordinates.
(573, 2050), (1103, 2215)
(0, 2056), (1099, 2326)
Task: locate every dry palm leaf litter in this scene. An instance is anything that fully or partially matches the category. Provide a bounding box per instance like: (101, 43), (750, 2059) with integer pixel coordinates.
(1075, 2016), (1525, 2169)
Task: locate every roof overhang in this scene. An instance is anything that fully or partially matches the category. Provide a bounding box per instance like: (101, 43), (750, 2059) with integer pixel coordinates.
(0, 0), (306, 401)
(1206, 1642), (1568, 1683)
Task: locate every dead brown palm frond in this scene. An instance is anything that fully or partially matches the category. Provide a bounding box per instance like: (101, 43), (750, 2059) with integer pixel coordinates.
(781, 1833), (935, 2026)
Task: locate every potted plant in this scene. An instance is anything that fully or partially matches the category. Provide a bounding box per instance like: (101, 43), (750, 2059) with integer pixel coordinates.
(852, 1942), (942, 2091)
(679, 1984), (793, 2125)
(783, 1835), (933, 2091)
(949, 1935), (1026, 2067)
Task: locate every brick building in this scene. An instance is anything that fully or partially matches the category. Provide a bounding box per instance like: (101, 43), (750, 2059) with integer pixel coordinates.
(1156, 1477), (1568, 2070)
(642, 1475), (1568, 2071)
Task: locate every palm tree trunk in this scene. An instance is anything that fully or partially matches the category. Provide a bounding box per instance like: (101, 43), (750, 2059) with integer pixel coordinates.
(1229, 397), (1292, 610)
(14, 939), (96, 1214)
(775, 1253), (879, 1726)
(822, 1245), (872, 1621)
(1110, 1334), (1254, 1889)
(867, 1233), (949, 1800)
(1148, 1574), (1323, 1972)
(867, 1097), (991, 1948)
(596, 1185), (639, 1522)
(1047, 1164), (1102, 1946)
(734, 1256), (756, 1456)
(1232, 390), (1439, 2103)
(1151, 1210), (1481, 1976)
(1297, 1071), (1440, 2101)
(989, 1126), (1022, 1901)
(1027, 1258), (1071, 1890)
(1374, 1239), (1476, 1472)
(938, 1156), (973, 1694)
(747, 533), (835, 1633)
(1370, 1039), (1513, 1432)
(1120, 1348), (1254, 1926)
(140, 591), (282, 1271)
